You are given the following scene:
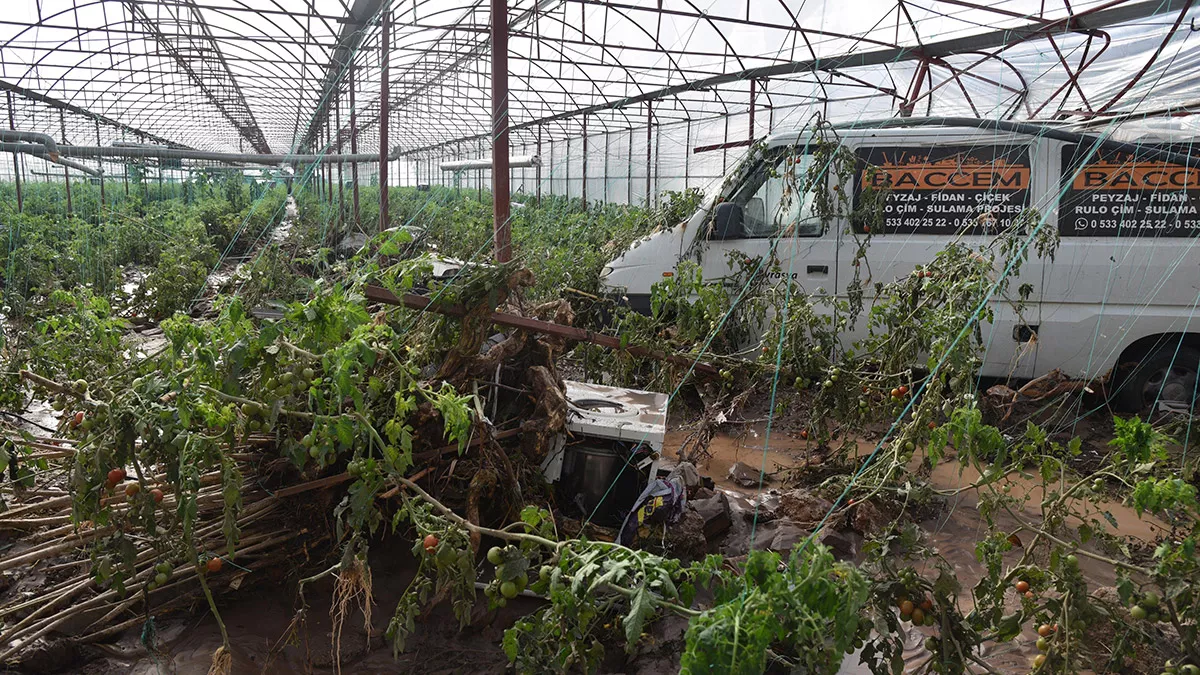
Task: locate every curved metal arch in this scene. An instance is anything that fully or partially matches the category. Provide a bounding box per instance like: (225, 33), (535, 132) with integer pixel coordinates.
(3, 4), (323, 126)
(554, 2), (710, 122)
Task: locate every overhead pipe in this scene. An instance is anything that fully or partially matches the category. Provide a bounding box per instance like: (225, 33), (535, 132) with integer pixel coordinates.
(0, 130), (59, 158)
(1, 141), (389, 165)
(0, 142), (102, 176)
(440, 155), (540, 171)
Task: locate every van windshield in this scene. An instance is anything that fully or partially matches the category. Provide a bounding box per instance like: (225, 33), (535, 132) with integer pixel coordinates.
(723, 147), (822, 238)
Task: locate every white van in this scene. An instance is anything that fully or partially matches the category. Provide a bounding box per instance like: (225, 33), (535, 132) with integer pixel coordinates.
(598, 118), (1200, 411)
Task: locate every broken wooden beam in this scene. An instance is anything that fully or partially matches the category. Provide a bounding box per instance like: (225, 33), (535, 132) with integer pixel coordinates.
(363, 285), (720, 376)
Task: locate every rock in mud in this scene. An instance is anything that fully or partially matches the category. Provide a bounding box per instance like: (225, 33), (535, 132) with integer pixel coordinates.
(777, 488), (833, 526)
(817, 527), (861, 559)
(851, 500), (889, 536)
(690, 490), (732, 541)
(727, 461), (770, 488)
(14, 638), (89, 674)
(766, 520), (811, 552)
(661, 508), (707, 558)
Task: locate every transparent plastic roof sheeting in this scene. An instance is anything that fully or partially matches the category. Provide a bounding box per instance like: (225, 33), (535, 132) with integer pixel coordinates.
(2, 1), (1200, 200)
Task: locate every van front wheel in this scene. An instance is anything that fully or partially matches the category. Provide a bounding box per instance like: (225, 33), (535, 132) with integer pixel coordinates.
(1115, 346), (1200, 413)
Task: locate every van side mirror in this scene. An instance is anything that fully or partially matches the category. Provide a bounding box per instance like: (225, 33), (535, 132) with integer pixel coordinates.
(711, 202), (746, 240)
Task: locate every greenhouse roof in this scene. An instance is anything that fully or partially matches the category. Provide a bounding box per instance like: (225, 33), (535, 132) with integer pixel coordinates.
(2, 0), (1200, 161)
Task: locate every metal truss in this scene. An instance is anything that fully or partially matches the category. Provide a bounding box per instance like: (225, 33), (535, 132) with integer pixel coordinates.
(0, 1), (1197, 166)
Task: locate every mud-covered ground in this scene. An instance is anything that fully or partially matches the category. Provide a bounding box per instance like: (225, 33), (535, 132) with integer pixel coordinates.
(1, 374), (1170, 675)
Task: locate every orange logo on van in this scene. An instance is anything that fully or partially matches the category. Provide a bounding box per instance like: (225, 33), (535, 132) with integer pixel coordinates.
(866, 155), (1029, 191)
(1072, 159), (1200, 190)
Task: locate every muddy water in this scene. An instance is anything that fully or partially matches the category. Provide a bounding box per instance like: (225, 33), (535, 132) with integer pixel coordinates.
(665, 426), (808, 493)
(86, 425), (1164, 674)
(667, 424), (1169, 674)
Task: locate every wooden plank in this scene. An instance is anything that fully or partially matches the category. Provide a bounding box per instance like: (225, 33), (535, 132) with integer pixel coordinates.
(362, 285), (719, 376)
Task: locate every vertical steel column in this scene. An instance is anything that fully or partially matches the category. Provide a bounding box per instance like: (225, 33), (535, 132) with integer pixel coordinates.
(378, 8), (391, 233)
(565, 136), (571, 201)
(95, 120), (105, 209)
(122, 132), (129, 199)
(684, 119), (690, 190)
(316, 127), (324, 201)
(626, 126), (632, 205)
(325, 122), (333, 204)
(581, 115), (588, 207)
(645, 102), (652, 207)
(749, 79), (756, 144)
(7, 92), (23, 213)
(60, 110), (72, 216)
(336, 102), (344, 229)
(603, 129), (609, 203)
(350, 65), (360, 229)
(900, 60), (929, 117)
(491, 0), (512, 262)
(535, 126), (541, 205)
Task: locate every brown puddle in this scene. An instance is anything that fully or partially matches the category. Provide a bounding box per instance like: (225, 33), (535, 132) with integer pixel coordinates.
(665, 425), (808, 493)
(667, 425), (1170, 674)
(94, 426), (1167, 674)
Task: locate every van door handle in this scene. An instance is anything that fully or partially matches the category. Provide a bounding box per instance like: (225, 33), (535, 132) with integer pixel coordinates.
(807, 265), (829, 275)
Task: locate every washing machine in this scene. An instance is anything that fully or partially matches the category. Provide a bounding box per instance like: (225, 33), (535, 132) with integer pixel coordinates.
(541, 380), (668, 525)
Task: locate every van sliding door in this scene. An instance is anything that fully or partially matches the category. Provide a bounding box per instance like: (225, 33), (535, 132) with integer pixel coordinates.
(835, 141), (1045, 381)
(1039, 141), (1200, 382)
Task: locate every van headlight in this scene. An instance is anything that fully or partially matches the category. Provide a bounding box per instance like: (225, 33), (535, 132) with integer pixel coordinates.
(600, 266), (613, 279)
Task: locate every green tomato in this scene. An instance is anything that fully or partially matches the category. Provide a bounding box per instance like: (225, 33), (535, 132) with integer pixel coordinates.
(500, 581), (518, 599)
(1065, 554), (1079, 568)
(1131, 605), (1148, 621)
(303, 368), (315, 381)
(487, 547), (503, 565)
(147, 581), (158, 592)
(309, 447), (321, 459)
(155, 572), (169, 585)
(539, 565), (552, 581)
(1036, 637), (1049, 652)
(1142, 592), (1159, 608)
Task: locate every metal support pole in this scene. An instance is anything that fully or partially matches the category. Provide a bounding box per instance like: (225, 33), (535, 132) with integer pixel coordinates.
(900, 60), (929, 117)
(645, 101), (652, 208)
(95, 120), (105, 210)
(349, 66), (360, 229)
(7, 92), (23, 213)
(316, 127), (324, 201)
(581, 115), (588, 207)
(60, 110), (71, 216)
(378, 9), (390, 233)
(684, 119), (690, 190)
(336, 101), (344, 229)
(535, 126), (541, 206)
(749, 79), (756, 144)
(603, 129), (609, 203)
(626, 126), (632, 205)
(491, 0), (512, 263)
